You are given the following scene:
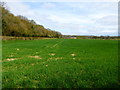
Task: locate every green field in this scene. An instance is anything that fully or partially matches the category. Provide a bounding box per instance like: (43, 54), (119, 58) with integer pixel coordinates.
(2, 39), (119, 88)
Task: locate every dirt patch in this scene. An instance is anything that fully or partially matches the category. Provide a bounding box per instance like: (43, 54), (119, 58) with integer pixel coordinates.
(48, 57), (53, 60)
(45, 64), (48, 67)
(71, 54), (76, 56)
(9, 54), (14, 57)
(49, 57), (63, 60)
(49, 53), (55, 56)
(73, 58), (76, 60)
(31, 63), (35, 66)
(6, 58), (18, 61)
(28, 56), (42, 59)
(55, 57), (63, 60)
(16, 48), (20, 51)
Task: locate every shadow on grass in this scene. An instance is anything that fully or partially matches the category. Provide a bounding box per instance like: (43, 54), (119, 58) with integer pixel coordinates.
(102, 83), (120, 88)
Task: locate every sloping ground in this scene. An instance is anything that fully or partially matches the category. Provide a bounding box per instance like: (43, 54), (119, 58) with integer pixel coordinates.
(2, 39), (119, 88)
(1, 5), (62, 37)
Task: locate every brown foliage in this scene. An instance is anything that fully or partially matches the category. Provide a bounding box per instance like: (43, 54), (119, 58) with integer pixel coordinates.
(1, 4), (62, 38)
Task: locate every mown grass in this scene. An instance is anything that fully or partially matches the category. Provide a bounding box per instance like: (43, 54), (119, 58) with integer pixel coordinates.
(2, 39), (119, 88)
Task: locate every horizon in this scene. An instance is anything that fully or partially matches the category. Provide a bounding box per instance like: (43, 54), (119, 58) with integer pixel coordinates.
(4, 1), (118, 36)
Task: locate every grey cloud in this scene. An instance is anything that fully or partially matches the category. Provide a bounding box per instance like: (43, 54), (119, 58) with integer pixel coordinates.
(96, 15), (118, 26)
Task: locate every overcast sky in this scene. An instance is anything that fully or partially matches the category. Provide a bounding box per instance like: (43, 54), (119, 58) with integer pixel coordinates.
(5, 0), (118, 36)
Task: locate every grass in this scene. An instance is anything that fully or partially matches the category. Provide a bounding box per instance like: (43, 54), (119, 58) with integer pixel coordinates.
(2, 39), (119, 88)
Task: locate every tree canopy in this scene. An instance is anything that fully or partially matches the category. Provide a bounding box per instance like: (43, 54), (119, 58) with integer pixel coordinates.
(1, 3), (62, 38)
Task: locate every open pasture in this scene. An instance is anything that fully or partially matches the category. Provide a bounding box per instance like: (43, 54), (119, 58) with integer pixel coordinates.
(2, 39), (119, 88)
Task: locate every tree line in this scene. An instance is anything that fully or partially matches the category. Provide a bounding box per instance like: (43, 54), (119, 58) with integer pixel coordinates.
(62, 35), (120, 40)
(0, 2), (62, 38)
